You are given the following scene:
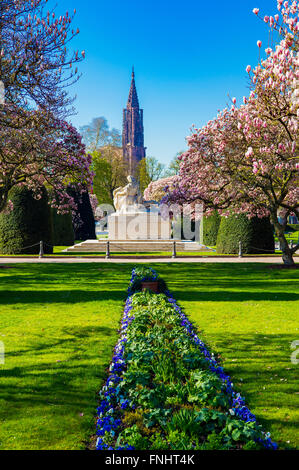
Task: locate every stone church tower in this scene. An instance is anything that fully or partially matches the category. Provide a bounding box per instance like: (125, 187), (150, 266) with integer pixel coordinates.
(122, 68), (146, 174)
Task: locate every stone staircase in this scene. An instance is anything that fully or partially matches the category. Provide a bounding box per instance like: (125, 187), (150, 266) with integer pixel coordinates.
(64, 239), (208, 253)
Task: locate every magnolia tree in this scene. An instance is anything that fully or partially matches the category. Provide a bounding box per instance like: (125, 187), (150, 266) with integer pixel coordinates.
(163, 0), (299, 265)
(0, 0), (84, 114)
(0, 107), (92, 213)
(144, 176), (178, 202)
(0, 0), (91, 213)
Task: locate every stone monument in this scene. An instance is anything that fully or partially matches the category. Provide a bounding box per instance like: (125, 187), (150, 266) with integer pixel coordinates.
(108, 175), (171, 240)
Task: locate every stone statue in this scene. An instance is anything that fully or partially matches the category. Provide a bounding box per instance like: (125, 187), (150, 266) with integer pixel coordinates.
(113, 175), (145, 214)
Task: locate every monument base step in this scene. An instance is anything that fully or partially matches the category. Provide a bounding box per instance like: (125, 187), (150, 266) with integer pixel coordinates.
(64, 239), (208, 253)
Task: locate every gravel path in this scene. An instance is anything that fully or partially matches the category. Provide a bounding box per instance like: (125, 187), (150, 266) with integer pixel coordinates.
(0, 256), (284, 264)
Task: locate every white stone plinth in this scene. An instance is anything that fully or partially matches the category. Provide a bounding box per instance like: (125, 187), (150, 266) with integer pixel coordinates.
(108, 212), (171, 240)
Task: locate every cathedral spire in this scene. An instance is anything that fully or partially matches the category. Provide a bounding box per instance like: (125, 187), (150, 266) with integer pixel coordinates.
(127, 67), (139, 109)
(122, 69), (146, 174)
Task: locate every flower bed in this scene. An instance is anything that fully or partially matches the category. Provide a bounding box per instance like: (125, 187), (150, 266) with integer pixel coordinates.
(127, 266), (167, 296)
(96, 267), (277, 450)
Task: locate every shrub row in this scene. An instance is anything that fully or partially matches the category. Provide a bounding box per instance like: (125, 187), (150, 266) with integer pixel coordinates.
(202, 213), (275, 254)
(202, 212), (221, 246)
(216, 214), (275, 254)
(96, 268), (277, 451)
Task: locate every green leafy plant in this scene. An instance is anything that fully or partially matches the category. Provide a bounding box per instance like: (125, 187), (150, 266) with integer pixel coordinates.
(98, 284), (277, 450)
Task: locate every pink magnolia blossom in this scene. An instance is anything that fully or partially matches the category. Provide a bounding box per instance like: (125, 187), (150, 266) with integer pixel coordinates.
(144, 176), (178, 202)
(245, 147), (254, 158)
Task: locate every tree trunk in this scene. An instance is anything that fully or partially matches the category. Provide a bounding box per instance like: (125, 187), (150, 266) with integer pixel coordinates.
(279, 233), (295, 265)
(273, 219), (295, 265)
(0, 189), (9, 213)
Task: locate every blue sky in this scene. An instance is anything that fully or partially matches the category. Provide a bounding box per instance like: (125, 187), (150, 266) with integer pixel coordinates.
(54, 0), (278, 165)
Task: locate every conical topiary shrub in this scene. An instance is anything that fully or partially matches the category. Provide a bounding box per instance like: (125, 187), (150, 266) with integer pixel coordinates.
(0, 186), (53, 254)
(216, 214), (274, 254)
(68, 188), (96, 241)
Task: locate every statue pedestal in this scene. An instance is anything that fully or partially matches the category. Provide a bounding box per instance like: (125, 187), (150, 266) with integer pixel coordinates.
(108, 212), (171, 240)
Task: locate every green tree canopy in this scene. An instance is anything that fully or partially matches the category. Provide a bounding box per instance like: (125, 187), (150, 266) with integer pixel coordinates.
(93, 146), (128, 207)
(137, 156), (166, 195)
(165, 152), (183, 177)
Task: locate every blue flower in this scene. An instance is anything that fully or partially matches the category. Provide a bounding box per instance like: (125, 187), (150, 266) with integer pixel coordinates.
(120, 399), (130, 410)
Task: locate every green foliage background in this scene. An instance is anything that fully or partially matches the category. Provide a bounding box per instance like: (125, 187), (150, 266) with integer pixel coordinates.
(92, 147), (127, 207)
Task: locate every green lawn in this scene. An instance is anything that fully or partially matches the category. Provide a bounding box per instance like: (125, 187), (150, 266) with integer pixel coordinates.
(0, 263), (298, 450)
(0, 264), (131, 450)
(160, 263), (299, 450)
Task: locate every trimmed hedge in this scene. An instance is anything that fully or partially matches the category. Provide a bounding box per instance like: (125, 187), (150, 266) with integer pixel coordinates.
(51, 209), (74, 246)
(202, 212), (221, 246)
(0, 186), (53, 254)
(216, 214), (275, 254)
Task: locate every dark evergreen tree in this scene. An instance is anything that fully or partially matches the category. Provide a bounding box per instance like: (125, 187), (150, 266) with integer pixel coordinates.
(0, 186), (53, 254)
(69, 189), (96, 241)
(51, 209), (75, 246)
